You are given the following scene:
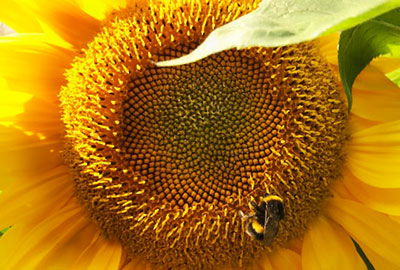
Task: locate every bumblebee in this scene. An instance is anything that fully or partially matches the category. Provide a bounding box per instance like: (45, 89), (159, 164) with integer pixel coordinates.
(239, 194), (285, 246)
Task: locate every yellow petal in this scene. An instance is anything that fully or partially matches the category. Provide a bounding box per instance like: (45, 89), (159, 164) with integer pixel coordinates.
(316, 33), (339, 65)
(302, 215), (364, 270)
(390, 215), (400, 224)
(349, 114), (382, 134)
(353, 65), (399, 92)
(351, 66), (400, 122)
(287, 238), (303, 254)
(120, 257), (151, 270)
(254, 255), (273, 270)
(0, 0), (42, 33)
(331, 180), (357, 202)
(35, 221), (122, 270)
(0, 125), (63, 188)
(347, 120), (400, 188)
(370, 57), (400, 74)
(76, 0), (127, 20)
(343, 170), (400, 215)
(0, 78), (32, 125)
(0, 203), (87, 269)
(327, 197), (400, 266)
(360, 244), (400, 270)
(72, 232), (123, 270)
(35, 224), (98, 269)
(269, 248), (301, 270)
(15, 97), (63, 139)
(20, 0), (101, 48)
(0, 165), (72, 229)
(86, 238), (123, 270)
(0, 34), (72, 99)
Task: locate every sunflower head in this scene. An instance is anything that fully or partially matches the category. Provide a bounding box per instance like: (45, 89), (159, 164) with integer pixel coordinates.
(59, 0), (348, 269)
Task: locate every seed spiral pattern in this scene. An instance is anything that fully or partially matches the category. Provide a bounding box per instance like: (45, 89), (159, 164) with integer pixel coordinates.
(60, 0), (348, 269)
(123, 43), (285, 209)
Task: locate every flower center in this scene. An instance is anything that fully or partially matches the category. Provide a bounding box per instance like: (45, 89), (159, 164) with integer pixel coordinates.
(60, 0), (348, 269)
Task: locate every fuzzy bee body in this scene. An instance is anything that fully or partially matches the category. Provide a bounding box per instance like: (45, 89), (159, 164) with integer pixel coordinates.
(240, 195), (285, 246)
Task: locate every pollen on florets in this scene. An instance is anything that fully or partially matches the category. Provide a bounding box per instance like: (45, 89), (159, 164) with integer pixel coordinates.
(59, 0), (348, 269)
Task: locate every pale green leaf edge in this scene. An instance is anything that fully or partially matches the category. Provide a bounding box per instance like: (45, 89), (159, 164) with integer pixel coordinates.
(157, 0), (400, 67)
(325, 1), (400, 34)
(387, 67), (400, 86)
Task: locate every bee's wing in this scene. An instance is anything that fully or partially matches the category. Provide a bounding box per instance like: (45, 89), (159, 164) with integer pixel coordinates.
(262, 216), (280, 246)
(262, 200), (281, 246)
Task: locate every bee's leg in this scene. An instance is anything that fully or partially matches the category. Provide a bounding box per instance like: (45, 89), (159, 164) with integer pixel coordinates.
(245, 227), (255, 238)
(239, 210), (256, 220)
(239, 210), (247, 219)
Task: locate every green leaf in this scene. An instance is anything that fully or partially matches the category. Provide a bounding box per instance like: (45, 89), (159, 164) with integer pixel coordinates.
(0, 226), (10, 238)
(157, 0), (400, 67)
(339, 8), (400, 111)
(352, 239), (375, 270)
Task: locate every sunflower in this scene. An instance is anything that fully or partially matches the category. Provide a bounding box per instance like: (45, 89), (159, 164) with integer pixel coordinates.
(1, 0), (400, 269)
